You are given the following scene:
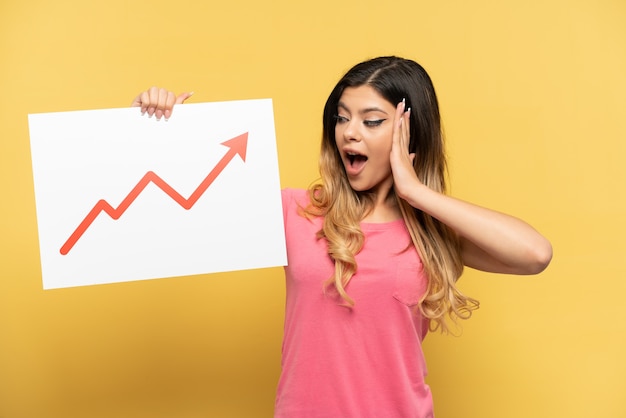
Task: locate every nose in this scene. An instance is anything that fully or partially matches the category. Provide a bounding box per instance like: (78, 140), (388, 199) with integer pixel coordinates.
(342, 119), (361, 142)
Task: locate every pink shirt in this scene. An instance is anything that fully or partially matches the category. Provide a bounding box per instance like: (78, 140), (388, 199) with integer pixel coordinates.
(275, 189), (433, 418)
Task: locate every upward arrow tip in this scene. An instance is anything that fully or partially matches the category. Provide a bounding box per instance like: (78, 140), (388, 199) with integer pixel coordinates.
(221, 132), (248, 162)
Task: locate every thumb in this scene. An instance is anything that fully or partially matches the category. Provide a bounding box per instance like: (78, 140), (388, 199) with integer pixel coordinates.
(130, 92), (144, 108)
(176, 91), (194, 104)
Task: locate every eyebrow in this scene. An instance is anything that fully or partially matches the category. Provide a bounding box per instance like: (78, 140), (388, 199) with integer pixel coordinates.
(337, 102), (390, 116)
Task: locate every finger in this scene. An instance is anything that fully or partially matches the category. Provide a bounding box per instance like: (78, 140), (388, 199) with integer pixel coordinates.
(155, 88), (170, 120)
(396, 99), (406, 128)
(130, 93), (142, 108)
(130, 90), (149, 114)
(398, 118), (408, 156)
(164, 91), (194, 120)
(397, 101), (412, 153)
(138, 91), (150, 115)
(146, 86), (160, 117)
(403, 107), (411, 151)
(176, 91), (194, 104)
(392, 99), (407, 148)
(162, 91), (176, 121)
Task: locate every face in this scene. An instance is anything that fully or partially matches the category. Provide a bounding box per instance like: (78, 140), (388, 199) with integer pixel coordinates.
(334, 85), (396, 195)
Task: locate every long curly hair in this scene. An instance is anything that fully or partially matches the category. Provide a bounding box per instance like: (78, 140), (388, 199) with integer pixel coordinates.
(305, 56), (479, 332)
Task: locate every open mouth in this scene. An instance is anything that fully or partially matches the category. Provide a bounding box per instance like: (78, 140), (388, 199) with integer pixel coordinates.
(345, 151), (368, 175)
(347, 152), (368, 167)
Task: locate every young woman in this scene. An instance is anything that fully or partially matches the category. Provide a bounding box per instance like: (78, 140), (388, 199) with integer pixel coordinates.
(132, 56), (552, 418)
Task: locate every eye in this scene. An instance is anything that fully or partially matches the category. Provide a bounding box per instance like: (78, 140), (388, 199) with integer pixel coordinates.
(364, 119), (386, 127)
(333, 115), (349, 124)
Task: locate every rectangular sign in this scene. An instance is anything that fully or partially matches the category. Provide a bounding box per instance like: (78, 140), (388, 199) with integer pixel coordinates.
(28, 99), (286, 289)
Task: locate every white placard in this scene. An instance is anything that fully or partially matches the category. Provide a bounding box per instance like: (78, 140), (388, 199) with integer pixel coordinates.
(28, 99), (286, 289)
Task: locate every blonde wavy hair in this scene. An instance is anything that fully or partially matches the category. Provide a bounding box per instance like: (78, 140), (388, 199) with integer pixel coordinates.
(305, 56), (479, 332)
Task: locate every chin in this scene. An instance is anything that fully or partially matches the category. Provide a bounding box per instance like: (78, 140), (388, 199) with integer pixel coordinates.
(349, 184), (374, 194)
(347, 180), (367, 192)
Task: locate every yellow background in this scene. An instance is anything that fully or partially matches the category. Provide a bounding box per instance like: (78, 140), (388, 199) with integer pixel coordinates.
(1, 0), (624, 417)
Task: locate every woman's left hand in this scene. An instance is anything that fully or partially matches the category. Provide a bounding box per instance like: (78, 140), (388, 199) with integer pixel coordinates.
(389, 100), (422, 201)
(388, 100), (552, 274)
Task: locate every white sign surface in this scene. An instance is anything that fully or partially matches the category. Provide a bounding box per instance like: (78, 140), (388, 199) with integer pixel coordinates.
(28, 99), (286, 289)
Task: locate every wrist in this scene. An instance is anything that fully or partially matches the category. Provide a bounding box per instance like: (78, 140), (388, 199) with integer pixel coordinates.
(397, 180), (431, 210)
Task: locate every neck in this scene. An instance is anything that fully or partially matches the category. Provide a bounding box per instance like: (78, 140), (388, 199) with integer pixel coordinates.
(361, 186), (402, 223)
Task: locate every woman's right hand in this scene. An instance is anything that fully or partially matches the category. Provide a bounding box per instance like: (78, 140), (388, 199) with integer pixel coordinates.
(131, 87), (194, 121)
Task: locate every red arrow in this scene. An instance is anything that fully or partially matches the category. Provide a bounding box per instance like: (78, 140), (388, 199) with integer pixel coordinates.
(60, 132), (248, 255)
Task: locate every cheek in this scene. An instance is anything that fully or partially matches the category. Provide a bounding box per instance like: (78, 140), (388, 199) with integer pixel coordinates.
(334, 124), (343, 143)
(374, 135), (394, 169)
(376, 131), (394, 154)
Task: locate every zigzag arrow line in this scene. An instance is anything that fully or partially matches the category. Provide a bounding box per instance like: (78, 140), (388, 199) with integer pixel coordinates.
(60, 132), (248, 255)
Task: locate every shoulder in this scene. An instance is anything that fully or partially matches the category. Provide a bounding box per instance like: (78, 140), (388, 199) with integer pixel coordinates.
(281, 188), (311, 219)
(281, 188), (310, 207)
